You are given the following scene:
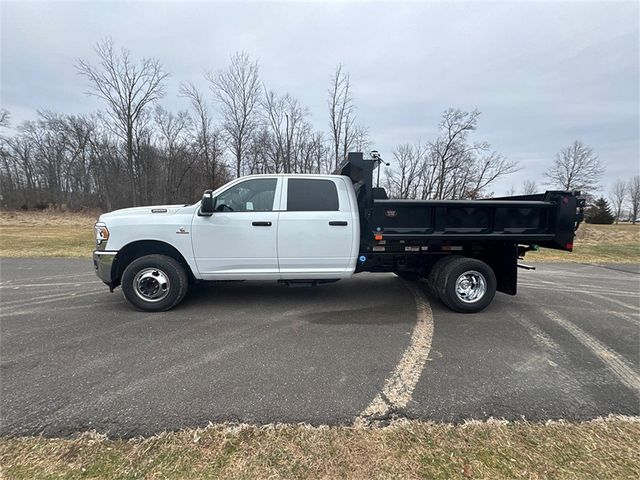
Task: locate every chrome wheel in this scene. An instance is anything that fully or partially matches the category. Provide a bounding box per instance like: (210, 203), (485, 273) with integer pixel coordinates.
(133, 268), (171, 303)
(454, 270), (486, 303)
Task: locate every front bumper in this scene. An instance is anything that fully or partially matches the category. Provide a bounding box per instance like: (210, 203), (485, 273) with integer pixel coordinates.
(93, 250), (118, 288)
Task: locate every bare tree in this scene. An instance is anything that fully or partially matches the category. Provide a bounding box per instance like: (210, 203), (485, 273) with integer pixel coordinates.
(327, 64), (353, 170)
(76, 38), (168, 205)
(208, 52), (261, 178)
(262, 88), (317, 174)
(467, 152), (519, 199)
(521, 179), (538, 195)
(261, 89), (287, 173)
(609, 179), (627, 224)
(5, 129), (37, 205)
(0, 109), (12, 206)
(350, 124), (371, 155)
(0, 109), (10, 128)
(629, 175), (640, 224)
(3, 52), (354, 211)
(427, 109), (517, 199)
(180, 82), (225, 189)
(430, 109), (479, 199)
(544, 141), (603, 194)
(385, 144), (424, 198)
(382, 110), (516, 201)
(153, 105), (193, 203)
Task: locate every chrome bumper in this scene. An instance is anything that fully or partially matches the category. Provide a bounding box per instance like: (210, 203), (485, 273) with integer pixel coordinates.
(93, 250), (118, 286)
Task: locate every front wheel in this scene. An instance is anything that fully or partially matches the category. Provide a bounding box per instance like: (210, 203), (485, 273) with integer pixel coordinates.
(121, 254), (189, 312)
(436, 257), (496, 313)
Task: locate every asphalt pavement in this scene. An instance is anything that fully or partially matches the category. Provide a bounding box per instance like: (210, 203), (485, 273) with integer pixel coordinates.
(1, 258), (638, 437)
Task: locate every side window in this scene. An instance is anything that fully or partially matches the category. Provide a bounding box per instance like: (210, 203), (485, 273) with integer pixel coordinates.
(215, 179), (277, 212)
(287, 179), (339, 211)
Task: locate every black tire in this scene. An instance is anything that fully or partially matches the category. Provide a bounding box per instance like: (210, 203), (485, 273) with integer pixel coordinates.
(121, 254), (189, 312)
(426, 255), (461, 297)
(436, 257), (496, 313)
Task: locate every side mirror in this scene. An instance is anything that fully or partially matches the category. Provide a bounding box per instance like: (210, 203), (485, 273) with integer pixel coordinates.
(199, 189), (215, 216)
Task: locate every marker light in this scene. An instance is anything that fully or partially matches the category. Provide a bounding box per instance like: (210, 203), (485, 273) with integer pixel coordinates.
(374, 234), (383, 241)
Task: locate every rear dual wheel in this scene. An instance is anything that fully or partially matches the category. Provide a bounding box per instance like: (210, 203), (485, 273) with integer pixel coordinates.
(430, 256), (496, 313)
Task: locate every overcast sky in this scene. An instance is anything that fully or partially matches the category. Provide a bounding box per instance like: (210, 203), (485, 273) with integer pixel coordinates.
(1, 0), (638, 195)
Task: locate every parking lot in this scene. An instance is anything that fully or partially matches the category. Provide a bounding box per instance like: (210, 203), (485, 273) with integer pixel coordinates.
(1, 259), (638, 437)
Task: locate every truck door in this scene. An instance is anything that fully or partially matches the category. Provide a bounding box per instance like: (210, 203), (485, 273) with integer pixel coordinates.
(277, 177), (355, 278)
(191, 177), (281, 279)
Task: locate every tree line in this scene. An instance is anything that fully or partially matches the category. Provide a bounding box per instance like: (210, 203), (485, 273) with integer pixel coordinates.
(382, 109), (518, 200)
(0, 38), (622, 212)
(0, 40), (373, 210)
(608, 176), (640, 224)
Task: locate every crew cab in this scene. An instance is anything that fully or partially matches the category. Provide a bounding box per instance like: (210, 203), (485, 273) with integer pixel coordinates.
(93, 152), (584, 313)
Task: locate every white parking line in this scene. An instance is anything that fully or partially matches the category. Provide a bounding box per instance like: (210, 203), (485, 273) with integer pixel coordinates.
(0, 271), (95, 286)
(542, 309), (640, 393)
(518, 282), (639, 299)
(508, 309), (593, 398)
(0, 289), (106, 316)
(611, 311), (640, 327)
(0, 281), (102, 289)
(355, 281), (434, 426)
(1, 287), (106, 308)
(581, 292), (640, 312)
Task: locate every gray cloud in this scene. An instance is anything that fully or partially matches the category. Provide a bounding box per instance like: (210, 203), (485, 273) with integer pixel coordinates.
(2, 0), (638, 195)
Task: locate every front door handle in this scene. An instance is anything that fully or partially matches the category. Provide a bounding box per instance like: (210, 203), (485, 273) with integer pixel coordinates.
(329, 221), (348, 226)
(252, 221), (272, 227)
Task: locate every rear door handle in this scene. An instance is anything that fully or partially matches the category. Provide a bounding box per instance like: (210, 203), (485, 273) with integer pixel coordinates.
(329, 221), (348, 226)
(252, 221), (272, 227)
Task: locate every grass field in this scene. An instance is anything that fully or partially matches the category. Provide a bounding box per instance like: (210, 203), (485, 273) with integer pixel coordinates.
(1, 418), (638, 480)
(1, 211), (638, 263)
(526, 222), (640, 264)
(0, 211), (98, 258)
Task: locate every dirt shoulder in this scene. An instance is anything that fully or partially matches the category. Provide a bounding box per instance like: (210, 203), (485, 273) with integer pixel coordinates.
(1, 418), (638, 480)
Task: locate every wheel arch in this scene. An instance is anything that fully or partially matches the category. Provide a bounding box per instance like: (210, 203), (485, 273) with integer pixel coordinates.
(111, 240), (196, 288)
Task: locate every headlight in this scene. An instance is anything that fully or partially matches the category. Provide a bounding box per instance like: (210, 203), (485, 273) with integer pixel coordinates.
(94, 222), (109, 246)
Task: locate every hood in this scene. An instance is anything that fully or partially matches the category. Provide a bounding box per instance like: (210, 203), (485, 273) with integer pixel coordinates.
(100, 204), (187, 221)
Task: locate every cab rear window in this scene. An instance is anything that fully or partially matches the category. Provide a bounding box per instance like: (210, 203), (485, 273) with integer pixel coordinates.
(287, 179), (339, 211)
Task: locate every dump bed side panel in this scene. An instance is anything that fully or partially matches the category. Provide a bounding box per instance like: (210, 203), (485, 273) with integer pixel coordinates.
(366, 192), (582, 251)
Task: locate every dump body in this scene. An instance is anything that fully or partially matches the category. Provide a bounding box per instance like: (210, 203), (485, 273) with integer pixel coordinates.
(367, 192), (581, 251)
(336, 152), (584, 295)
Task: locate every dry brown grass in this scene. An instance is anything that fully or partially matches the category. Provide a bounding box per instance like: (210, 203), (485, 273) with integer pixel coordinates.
(574, 222), (640, 244)
(0, 210), (101, 227)
(528, 223), (640, 264)
(1, 418), (638, 479)
(0, 211), (97, 257)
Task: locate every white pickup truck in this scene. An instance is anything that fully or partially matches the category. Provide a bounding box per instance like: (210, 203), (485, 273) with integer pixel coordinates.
(93, 153), (583, 313)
